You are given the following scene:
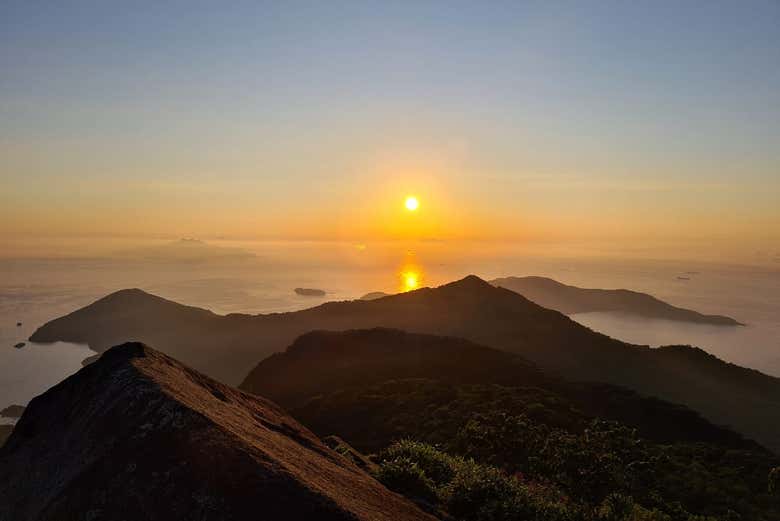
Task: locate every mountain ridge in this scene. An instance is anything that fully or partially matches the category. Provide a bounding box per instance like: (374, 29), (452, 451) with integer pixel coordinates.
(0, 342), (435, 521)
(492, 275), (743, 325)
(244, 328), (756, 449)
(30, 275), (780, 452)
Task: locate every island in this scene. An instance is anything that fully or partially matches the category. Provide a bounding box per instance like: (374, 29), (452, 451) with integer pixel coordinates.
(359, 291), (389, 301)
(0, 405), (25, 419)
(294, 287), (326, 297)
(491, 276), (743, 326)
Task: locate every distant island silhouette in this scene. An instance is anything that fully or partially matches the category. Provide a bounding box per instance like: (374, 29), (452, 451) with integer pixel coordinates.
(294, 287), (326, 297)
(0, 405), (25, 419)
(359, 291), (390, 301)
(491, 276), (742, 325)
(116, 238), (255, 263)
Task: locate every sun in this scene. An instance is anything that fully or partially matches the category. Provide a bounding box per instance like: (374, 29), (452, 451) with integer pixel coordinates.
(404, 196), (419, 211)
(402, 270), (419, 291)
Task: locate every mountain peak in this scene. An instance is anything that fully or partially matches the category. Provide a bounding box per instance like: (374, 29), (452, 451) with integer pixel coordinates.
(440, 274), (493, 291)
(494, 275), (565, 287)
(87, 288), (162, 309)
(100, 287), (155, 301)
(98, 340), (148, 361)
(0, 342), (435, 521)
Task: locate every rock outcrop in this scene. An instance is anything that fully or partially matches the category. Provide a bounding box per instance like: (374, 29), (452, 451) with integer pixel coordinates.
(0, 342), (435, 521)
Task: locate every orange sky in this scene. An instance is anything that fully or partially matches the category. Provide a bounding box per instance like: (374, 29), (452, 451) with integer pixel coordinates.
(2, 3), (779, 262)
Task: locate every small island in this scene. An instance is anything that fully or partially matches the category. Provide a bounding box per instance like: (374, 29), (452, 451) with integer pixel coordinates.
(0, 405), (25, 419)
(360, 291), (390, 301)
(294, 287), (326, 297)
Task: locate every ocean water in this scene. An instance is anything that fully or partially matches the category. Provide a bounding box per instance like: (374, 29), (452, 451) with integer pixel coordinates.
(1, 239), (778, 416)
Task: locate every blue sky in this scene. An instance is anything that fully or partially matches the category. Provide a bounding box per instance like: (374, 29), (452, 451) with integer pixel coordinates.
(1, 1), (778, 248)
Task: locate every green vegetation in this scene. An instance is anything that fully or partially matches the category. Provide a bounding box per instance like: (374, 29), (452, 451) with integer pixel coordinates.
(376, 440), (688, 521)
(296, 379), (780, 520)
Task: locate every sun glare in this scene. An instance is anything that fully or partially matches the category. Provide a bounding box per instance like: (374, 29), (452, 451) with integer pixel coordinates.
(402, 271), (419, 291)
(404, 196), (419, 211)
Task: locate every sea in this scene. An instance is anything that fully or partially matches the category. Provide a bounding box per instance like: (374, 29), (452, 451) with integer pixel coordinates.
(2, 239), (778, 422)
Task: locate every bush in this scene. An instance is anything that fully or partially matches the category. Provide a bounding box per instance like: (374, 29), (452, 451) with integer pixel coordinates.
(441, 460), (518, 520)
(770, 467), (780, 494)
(375, 456), (437, 503)
(380, 439), (456, 485)
(377, 441), (579, 521)
(454, 411), (547, 471)
(529, 420), (643, 504)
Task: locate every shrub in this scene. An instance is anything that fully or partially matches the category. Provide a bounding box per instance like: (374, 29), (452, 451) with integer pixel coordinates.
(380, 439), (456, 485)
(454, 411), (547, 471)
(375, 456), (437, 503)
(378, 441), (579, 521)
(770, 467), (780, 494)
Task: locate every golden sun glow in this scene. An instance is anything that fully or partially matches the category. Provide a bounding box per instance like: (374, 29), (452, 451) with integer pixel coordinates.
(404, 196), (419, 211)
(402, 270), (419, 291)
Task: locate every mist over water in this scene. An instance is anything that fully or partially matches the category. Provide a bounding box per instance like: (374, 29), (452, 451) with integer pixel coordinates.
(1, 239), (778, 413)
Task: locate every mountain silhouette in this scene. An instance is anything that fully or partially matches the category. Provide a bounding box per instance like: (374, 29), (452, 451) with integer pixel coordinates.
(30, 275), (780, 451)
(492, 276), (742, 325)
(244, 327), (549, 408)
(359, 291), (390, 300)
(0, 342), (435, 521)
(245, 328), (754, 449)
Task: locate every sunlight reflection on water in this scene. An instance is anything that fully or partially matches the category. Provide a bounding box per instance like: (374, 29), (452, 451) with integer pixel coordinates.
(398, 252), (424, 292)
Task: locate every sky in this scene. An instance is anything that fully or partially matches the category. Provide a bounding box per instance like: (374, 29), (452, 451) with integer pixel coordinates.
(1, 1), (779, 258)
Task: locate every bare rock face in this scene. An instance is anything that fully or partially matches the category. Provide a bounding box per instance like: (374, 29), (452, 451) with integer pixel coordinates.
(0, 343), (435, 521)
